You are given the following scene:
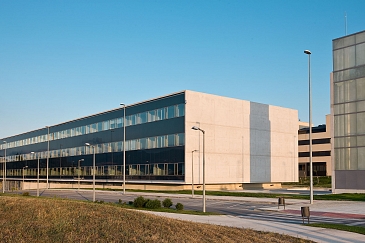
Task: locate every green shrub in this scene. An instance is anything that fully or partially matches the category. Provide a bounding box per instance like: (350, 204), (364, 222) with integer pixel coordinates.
(118, 199), (123, 204)
(22, 192), (30, 196)
(175, 203), (184, 210)
(145, 199), (161, 209)
(128, 201), (133, 205)
(133, 196), (146, 208)
(143, 199), (150, 207)
(162, 198), (173, 208)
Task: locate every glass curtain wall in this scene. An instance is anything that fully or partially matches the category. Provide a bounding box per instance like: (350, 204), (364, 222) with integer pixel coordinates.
(333, 31), (365, 171)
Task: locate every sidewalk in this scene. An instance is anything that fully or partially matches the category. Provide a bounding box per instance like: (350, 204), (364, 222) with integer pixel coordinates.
(144, 211), (365, 243)
(127, 190), (365, 219)
(124, 191), (365, 243)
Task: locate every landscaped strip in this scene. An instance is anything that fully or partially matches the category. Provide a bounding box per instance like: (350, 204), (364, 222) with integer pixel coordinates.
(308, 223), (365, 235)
(111, 189), (365, 202)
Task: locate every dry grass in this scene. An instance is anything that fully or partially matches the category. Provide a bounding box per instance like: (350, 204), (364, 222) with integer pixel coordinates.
(0, 196), (312, 243)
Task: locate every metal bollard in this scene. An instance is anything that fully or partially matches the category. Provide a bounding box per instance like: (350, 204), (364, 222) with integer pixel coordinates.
(301, 206), (310, 224)
(278, 197), (285, 209)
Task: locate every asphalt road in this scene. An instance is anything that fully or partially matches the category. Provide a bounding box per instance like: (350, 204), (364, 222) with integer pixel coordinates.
(15, 189), (365, 227)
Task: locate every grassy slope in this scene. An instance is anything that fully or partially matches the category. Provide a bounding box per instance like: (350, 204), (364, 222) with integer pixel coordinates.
(0, 196), (312, 243)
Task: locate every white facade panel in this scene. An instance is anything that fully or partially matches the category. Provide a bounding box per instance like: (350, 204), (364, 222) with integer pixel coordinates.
(185, 90), (298, 185)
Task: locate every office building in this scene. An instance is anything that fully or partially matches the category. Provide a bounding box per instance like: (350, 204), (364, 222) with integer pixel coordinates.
(298, 115), (331, 177)
(331, 30), (365, 193)
(0, 90), (298, 190)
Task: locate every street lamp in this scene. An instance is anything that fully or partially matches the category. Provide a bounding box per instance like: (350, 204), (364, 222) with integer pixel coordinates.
(120, 103), (126, 194)
(31, 152), (40, 197)
(85, 143), (96, 202)
(191, 126), (206, 212)
(78, 159), (84, 190)
(46, 126), (50, 189)
(2, 141), (6, 193)
(191, 150), (198, 198)
(22, 166), (28, 187)
(304, 49), (313, 204)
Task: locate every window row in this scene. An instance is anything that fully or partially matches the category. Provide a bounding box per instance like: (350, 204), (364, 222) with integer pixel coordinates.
(334, 147), (365, 170)
(2, 133), (184, 163)
(1, 104), (185, 150)
(333, 78), (365, 104)
(334, 135), (365, 148)
(1, 163), (184, 177)
(298, 138), (331, 146)
(333, 42), (365, 71)
(334, 112), (365, 137)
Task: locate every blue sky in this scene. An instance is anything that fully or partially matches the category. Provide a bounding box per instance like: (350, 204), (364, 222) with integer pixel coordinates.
(1, 0), (365, 138)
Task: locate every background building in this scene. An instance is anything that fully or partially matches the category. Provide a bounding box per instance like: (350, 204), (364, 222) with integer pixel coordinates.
(1, 90), (298, 190)
(331, 30), (365, 193)
(298, 115), (331, 177)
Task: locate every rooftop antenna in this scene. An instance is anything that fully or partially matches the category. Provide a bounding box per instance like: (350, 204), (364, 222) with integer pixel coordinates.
(345, 11), (347, 35)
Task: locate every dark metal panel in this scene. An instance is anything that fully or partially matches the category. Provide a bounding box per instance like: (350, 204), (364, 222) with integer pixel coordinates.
(335, 170), (365, 189)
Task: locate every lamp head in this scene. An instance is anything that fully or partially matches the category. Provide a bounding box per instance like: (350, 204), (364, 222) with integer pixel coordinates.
(191, 126), (199, 130)
(304, 50), (311, 55)
(85, 143), (90, 146)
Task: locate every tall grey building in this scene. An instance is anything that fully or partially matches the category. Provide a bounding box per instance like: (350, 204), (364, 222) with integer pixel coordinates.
(331, 30), (365, 193)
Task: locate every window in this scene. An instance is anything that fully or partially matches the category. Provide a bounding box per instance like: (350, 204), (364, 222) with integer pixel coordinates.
(148, 110), (156, 122)
(176, 104), (185, 117)
(167, 106), (175, 119)
(167, 164), (174, 175)
(140, 112), (147, 124)
(129, 140), (137, 150)
(116, 118), (123, 128)
(70, 128), (75, 137)
(103, 121), (109, 130)
(140, 138), (147, 149)
(167, 134), (175, 147)
(156, 108), (165, 121)
(176, 133), (185, 146)
(128, 115), (136, 126)
(157, 135), (165, 148)
(110, 119), (116, 129)
(148, 137), (156, 149)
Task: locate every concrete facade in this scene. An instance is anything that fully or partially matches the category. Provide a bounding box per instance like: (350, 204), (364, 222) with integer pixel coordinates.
(184, 91), (298, 188)
(298, 115), (332, 177)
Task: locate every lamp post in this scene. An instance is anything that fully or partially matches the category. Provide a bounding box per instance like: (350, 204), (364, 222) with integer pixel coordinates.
(46, 126), (50, 189)
(85, 143), (96, 202)
(2, 141), (6, 193)
(191, 150), (198, 198)
(78, 159), (84, 190)
(120, 103), (126, 194)
(31, 152), (40, 197)
(22, 166), (28, 187)
(304, 49), (313, 204)
(191, 126), (206, 212)
(110, 130), (114, 167)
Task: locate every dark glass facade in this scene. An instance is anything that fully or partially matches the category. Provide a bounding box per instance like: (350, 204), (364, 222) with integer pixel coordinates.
(0, 92), (186, 182)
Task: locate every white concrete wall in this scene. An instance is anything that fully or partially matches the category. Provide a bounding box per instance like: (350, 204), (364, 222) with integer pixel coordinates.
(185, 90), (298, 185)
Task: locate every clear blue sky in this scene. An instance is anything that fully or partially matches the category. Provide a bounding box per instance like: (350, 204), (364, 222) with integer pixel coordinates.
(1, 0), (364, 138)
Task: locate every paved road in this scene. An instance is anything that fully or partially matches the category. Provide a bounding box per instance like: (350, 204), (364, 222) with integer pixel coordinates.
(20, 189), (365, 228)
